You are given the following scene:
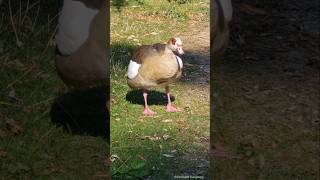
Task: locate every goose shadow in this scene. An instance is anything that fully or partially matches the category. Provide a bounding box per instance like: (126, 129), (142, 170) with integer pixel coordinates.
(126, 90), (175, 106)
(50, 86), (109, 143)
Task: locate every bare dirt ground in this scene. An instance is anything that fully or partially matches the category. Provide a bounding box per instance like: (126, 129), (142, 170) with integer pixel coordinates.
(175, 20), (211, 178)
(212, 0), (319, 179)
(180, 21), (210, 84)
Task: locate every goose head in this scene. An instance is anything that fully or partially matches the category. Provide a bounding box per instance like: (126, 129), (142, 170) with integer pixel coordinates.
(167, 37), (184, 55)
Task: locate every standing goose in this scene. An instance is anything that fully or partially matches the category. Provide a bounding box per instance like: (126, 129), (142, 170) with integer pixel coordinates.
(127, 37), (184, 115)
(55, 0), (108, 90)
(51, 0), (110, 139)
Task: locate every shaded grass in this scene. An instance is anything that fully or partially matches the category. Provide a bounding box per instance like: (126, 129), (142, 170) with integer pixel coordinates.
(1, 1), (109, 179)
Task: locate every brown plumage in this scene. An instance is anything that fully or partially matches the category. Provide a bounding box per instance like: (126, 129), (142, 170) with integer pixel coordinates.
(128, 47), (181, 88)
(211, 0), (231, 61)
(210, 0), (232, 155)
(55, 0), (109, 114)
(55, 0), (108, 90)
(127, 37), (184, 115)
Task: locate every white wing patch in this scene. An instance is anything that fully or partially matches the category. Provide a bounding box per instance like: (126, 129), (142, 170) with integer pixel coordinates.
(127, 60), (141, 79)
(176, 56), (183, 69)
(55, 0), (98, 55)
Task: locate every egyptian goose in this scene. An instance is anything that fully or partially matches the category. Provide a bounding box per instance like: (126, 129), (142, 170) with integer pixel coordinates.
(51, 0), (110, 140)
(127, 37), (184, 115)
(211, 0), (232, 58)
(55, 0), (108, 90)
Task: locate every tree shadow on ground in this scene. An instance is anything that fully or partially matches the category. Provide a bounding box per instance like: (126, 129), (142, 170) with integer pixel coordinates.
(111, 0), (126, 11)
(111, 0), (145, 12)
(111, 42), (136, 69)
(126, 90), (175, 106)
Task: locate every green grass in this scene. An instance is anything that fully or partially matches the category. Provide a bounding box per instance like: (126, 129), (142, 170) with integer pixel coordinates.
(110, 0), (210, 179)
(0, 1), (109, 179)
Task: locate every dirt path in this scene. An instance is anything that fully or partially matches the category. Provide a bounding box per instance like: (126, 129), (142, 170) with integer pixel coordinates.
(180, 21), (210, 84)
(174, 21), (211, 178)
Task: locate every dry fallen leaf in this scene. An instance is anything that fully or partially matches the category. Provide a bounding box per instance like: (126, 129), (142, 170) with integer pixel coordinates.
(127, 35), (135, 40)
(6, 119), (23, 135)
(141, 135), (161, 141)
(162, 134), (170, 140)
(163, 154), (175, 158)
(0, 148), (6, 159)
(161, 119), (172, 123)
(171, 150), (177, 153)
(150, 32), (158, 35)
(111, 98), (117, 104)
(110, 154), (119, 162)
(138, 154), (146, 161)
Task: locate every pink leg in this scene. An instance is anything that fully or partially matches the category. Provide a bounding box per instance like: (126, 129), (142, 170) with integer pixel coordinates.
(143, 90), (156, 115)
(166, 87), (181, 112)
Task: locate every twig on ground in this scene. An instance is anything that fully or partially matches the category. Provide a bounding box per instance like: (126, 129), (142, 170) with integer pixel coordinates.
(33, 12), (60, 37)
(39, 23), (58, 58)
(20, 0), (30, 26)
(9, 0), (22, 47)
